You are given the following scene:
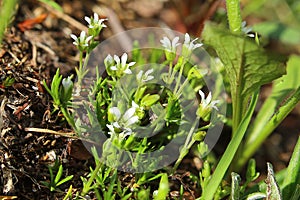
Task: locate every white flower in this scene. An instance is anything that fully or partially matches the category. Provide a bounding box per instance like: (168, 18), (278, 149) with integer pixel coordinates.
(182, 33), (203, 58)
(197, 90), (220, 121)
(183, 33), (203, 51)
(136, 69), (154, 83)
(85, 13), (107, 29)
(70, 31), (93, 50)
(110, 53), (135, 76)
(198, 90), (219, 111)
(107, 102), (139, 138)
(160, 36), (180, 53)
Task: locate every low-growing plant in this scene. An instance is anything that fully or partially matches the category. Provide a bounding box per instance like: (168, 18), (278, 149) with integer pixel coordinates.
(41, 160), (73, 192)
(43, 0), (300, 199)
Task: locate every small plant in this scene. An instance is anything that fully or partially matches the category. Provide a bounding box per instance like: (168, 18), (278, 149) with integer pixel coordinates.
(41, 160), (73, 192)
(43, 2), (300, 199)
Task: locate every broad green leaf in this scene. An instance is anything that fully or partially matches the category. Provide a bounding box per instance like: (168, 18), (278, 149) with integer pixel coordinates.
(240, 55), (300, 168)
(253, 22), (300, 45)
(202, 23), (286, 132)
(202, 90), (259, 200)
(282, 137), (300, 199)
(266, 163), (282, 200)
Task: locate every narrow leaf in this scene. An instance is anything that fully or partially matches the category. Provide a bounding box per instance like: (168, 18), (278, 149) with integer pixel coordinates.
(282, 136), (300, 199)
(154, 173), (169, 200)
(202, 90), (259, 199)
(54, 165), (63, 184)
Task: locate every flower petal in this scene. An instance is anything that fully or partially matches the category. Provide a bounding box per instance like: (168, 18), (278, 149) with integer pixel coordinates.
(123, 107), (136, 121)
(126, 116), (139, 127)
(127, 62), (136, 67)
(110, 66), (117, 71)
(199, 90), (205, 102)
(124, 68), (132, 74)
(110, 107), (121, 120)
(70, 34), (78, 41)
(84, 16), (91, 24)
(121, 53), (128, 67)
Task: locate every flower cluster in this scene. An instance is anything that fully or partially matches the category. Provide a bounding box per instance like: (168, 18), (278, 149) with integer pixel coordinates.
(70, 13), (107, 52)
(107, 101), (140, 139)
(160, 33), (203, 61)
(104, 53), (136, 78)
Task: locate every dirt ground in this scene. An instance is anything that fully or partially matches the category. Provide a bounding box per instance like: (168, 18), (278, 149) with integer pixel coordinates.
(0, 0), (299, 199)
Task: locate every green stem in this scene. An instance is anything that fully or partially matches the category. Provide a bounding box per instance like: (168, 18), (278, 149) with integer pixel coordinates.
(81, 161), (103, 196)
(174, 60), (186, 94)
(173, 116), (200, 172)
(237, 87), (300, 169)
(60, 106), (76, 131)
(168, 61), (173, 84)
(226, 0), (242, 34)
(0, 0), (18, 46)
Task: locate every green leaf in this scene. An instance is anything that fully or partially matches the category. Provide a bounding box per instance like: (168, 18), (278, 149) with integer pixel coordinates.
(282, 137), (300, 199)
(38, 0), (63, 12)
(290, 185), (300, 200)
(56, 175), (73, 187)
(266, 163), (282, 200)
(54, 164), (63, 184)
(202, 90), (259, 200)
(141, 94), (160, 107)
(202, 23), (286, 132)
(240, 55), (300, 168)
(246, 159), (260, 182)
(153, 173), (169, 200)
(253, 22), (300, 45)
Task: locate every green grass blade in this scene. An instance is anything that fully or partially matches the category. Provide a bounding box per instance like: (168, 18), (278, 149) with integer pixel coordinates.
(202, 90), (259, 200)
(282, 136), (300, 199)
(0, 0), (18, 46)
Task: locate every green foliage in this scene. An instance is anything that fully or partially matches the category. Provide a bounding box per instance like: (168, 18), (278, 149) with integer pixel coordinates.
(0, 0), (18, 46)
(41, 161), (73, 192)
(282, 137), (300, 199)
(42, 0), (300, 198)
(3, 76), (15, 87)
(38, 0), (63, 12)
(202, 23), (286, 133)
(253, 22), (300, 45)
(240, 55), (300, 168)
(202, 90), (259, 200)
(153, 173), (169, 200)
